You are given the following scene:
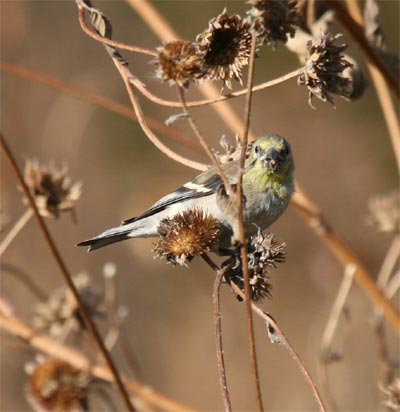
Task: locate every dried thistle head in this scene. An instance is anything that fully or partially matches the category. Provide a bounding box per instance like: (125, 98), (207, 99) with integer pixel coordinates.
(381, 378), (400, 412)
(223, 230), (286, 302)
(367, 191), (400, 233)
(196, 9), (253, 88)
(32, 273), (104, 337)
(25, 358), (89, 412)
(23, 159), (82, 219)
(247, 0), (300, 47)
(298, 33), (354, 107)
(154, 209), (220, 266)
(154, 40), (204, 88)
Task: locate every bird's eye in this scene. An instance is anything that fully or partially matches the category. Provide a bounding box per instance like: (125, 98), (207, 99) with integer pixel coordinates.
(254, 145), (262, 156)
(283, 146), (290, 156)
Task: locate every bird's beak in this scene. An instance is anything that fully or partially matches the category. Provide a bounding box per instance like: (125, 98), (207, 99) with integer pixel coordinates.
(263, 149), (282, 171)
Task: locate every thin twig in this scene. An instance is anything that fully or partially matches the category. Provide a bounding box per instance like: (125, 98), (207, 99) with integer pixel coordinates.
(0, 308), (196, 412)
(342, 0), (400, 173)
(318, 263), (356, 411)
(201, 256), (326, 412)
(77, 0), (157, 57)
(376, 235), (400, 290)
(231, 283), (326, 412)
(114, 62), (208, 171)
(0, 60), (203, 154)
(211, 261), (232, 412)
(386, 269), (400, 300)
(236, 34), (264, 412)
(1, 262), (48, 301)
(130, 68), (303, 109)
(0, 133), (136, 412)
(0, 209), (33, 256)
(324, 0), (399, 98)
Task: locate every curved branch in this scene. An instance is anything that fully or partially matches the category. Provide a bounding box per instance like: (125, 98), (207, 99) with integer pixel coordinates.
(77, 0), (157, 57)
(130, 69), (303, 109)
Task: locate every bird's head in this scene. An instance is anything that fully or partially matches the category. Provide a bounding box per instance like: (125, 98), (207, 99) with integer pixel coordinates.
(247, 134), (294, 182)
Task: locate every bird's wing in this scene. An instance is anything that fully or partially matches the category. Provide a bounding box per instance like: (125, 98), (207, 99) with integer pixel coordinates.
(121, 164), (239, 225)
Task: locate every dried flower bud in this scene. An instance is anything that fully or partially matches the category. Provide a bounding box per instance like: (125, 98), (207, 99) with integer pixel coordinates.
(381, 378), (400, 412)
(367, 191), (400, 233)
(32, 273), (104, 337)
(196, 9), (253, 88)
(223, 230), (286, 301)
(23, 159), (82, 219)
(26, 358), (89, 412)
(247, 0), (300, 47)
(154, 40), (204, 88)
(298, 33), (354, 107)
(154, 209), (220, 266)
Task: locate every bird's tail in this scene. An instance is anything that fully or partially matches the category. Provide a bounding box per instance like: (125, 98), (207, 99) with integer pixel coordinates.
(77, 226), (133, 252)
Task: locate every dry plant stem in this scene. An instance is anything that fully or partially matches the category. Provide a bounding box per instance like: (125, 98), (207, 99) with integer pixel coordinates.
(386, 269), (400, 300)
(77, 0), (156, 56)
(0, 61), (202, 154)
(176, 87), (234, 197)
(230, 283), (327, 412)
(374, 320), (394, 385)
(0, 208), (33, 256)
(237, 34), (264, 412)
(131, 68), (303, 109)
(126, 0), (251, 139)
(0, 134), (135, 412)
(112, 60), (208, 172)
(291, 189), (400, 333)
(324, 0), (399, 98)
(211, 263), (233, 412)
(1, 263), (48, 301)
(318, 264), (356, 412)
(343, 0), (400, 172)
(201, 255), (326, 412)
(307, 0), (316, 29)
(376, 236), (400, 290)
(0, 309), (195, 412)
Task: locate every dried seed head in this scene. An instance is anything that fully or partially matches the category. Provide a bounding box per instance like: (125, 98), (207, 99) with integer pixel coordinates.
(196, 9), (253, 88)
(23, 159), (82, 219)
(32, 273), (104, 337)
(26, 358), (89, 412)
(223, 230), (286, 302)
(154, 40), (204, 88)
(381, 378), (400, 412)
(154, 209), (220, 266)
(247, 0), (300, 47)
(298, 33), (354, 107)
(367, 191), (400, 233)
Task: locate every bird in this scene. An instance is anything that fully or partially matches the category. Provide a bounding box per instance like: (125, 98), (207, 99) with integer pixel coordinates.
(77, 134), (295, 252)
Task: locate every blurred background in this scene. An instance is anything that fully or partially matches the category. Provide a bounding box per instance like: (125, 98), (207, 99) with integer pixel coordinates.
(1, 1), (399, 411)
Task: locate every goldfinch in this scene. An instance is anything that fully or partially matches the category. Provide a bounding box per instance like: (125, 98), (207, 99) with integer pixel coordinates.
(78, 134), (294, 252)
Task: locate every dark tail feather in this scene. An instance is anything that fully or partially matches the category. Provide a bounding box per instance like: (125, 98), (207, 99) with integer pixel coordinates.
(77, 232), (131, 252)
